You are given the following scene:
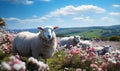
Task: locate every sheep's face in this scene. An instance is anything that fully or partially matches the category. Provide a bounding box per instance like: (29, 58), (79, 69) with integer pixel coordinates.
(104, 47), (110, 52)
(38, 26), (58, 41)
(74, 36), (80, 43)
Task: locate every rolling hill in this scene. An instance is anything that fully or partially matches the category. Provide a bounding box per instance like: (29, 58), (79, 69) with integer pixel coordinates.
(7, 25), (120, 38)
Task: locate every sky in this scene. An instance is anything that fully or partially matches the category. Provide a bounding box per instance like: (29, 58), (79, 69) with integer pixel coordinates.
(0, 0), (120, 29)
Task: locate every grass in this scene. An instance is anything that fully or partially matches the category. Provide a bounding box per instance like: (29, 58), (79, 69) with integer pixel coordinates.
(67, 29), (102, 38)
(48, 50), (66, 71)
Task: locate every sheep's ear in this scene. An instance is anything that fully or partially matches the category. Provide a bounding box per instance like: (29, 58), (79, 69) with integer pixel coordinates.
(38, 27), (44, 31)
(53, 26), (58, 30)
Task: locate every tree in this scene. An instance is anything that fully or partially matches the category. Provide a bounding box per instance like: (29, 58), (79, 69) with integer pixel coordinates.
(0, 18), (6, 32)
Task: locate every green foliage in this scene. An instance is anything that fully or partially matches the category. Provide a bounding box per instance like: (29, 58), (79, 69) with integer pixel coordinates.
(48, 50), (66, 71)
(0, 18), (6, 26)
(109, 36), (120, 41)
(56, 34), (65, 37)
(0, 51), (12, 63)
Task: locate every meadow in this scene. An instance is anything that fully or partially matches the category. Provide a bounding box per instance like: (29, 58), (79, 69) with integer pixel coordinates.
(0, 31), (120, 71)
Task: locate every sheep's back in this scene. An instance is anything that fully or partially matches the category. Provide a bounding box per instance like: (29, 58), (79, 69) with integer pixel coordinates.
(60, 37), (74, 46)
(12, 32), (37, 56)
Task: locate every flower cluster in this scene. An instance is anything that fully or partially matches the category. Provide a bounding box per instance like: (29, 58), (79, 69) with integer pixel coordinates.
(28, 57), (49, 71)
(0, 33), (15, 54)
(0, 55), (26, 71)
(62, 45), (120, 71)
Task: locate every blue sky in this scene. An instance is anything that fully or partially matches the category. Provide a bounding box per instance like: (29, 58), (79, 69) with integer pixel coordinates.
(0, 0), (120, 29)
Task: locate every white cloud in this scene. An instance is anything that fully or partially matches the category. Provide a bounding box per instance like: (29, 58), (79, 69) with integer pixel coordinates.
(101, 17), (115, 22)
(6, 17), (20, 21)
(5, 5), (106, 25)
(39, 0), (51, 2)
(10, 0), (34, 5)
(48, 5), (106, 17)
(32, 15), (38, 18)
(112, 4), (120, 8)
(6, 17), (48, 23)
(72, 16), (94, 22)
(56, 18), (64, 22)
(109, 12), (120, 16)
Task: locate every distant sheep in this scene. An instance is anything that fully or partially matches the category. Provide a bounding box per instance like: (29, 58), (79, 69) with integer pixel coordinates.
(79, 40), (92, 49)
(59, 36), (80, 49)
(12, 26), (58, 64)
(94, 45), (111, 55)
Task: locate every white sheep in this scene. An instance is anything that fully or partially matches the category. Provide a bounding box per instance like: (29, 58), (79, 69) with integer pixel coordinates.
(12, 26), (58, 64)
(59, 36), (80, 49)
(94, 45), (111, 55)
(79, 40), (92, 49)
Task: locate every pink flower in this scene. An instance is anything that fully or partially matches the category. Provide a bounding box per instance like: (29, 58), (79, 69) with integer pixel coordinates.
(90, 64), (98, 69)
(89, 52), (97, 57)
(98, 68), (103, 71)
(76, 68), (82, 71)
(99, 62), (108, 70)
(2, 44), (7, 49)
(70, 48), (81, 55)
(88, 47), (95, 52)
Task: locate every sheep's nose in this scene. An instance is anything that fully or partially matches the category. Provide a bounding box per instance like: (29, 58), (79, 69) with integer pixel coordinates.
(48, 35), (51, 39)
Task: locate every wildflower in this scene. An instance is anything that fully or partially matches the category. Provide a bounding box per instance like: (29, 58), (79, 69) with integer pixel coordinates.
(70, 48), (81, 55)
(99, 62), (108, 70)
(1, 62), (11, 71)
(28, 57), (48, 71)
(1, 55), (26, 71)
(98, 68), (103, 71)
(76, 68), (82, 71)
(108, 57), (117, 64)
(64, 67), (69, 71)
(90, 64), (98, 69)
(13, 64), (22, 71)
(88, 47), (95, 52)
(2, 44), (7, 49)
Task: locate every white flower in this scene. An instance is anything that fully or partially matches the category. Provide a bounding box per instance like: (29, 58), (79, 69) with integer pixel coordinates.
(28, 57), (34, 62)
(9, 56), (15, 60)
(20, 62), (26, 69)
(111, 51), (115, 54)
(1, 62), (11, 71)
(116, 50), (120, 54)
(28, 57), (38, 64)
(13, 64), (22, 70)
(105, 52), (110, 55)
(112, 60), (117, 64)
(108, 57), (117, 64)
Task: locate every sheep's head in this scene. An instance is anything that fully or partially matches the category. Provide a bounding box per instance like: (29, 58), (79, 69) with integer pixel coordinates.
(38, 26), (58, 41)
(74, 36), (80, 43)
(104, 45), (110, 53)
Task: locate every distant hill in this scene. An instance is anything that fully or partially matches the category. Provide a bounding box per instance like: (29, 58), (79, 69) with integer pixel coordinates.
(7, 25), (120, 38)
(55, 25), (120, 38)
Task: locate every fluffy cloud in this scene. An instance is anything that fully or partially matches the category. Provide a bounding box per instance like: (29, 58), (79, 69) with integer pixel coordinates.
(32, 15), (38, 18)
(112, 4), (120, 8)
(39, 0), (51, 2)
(5, 5), (106, 25)
(72, 16), (94, 22)
(109, 12), (120, 16)
(48, 5), (106, 17)
(6, 17), (48, 23)
(9, 0), (34, 5)
(101, 17), (116, 22)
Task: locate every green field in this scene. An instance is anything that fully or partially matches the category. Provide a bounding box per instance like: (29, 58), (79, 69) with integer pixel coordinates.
(56, 25), (120, 38)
